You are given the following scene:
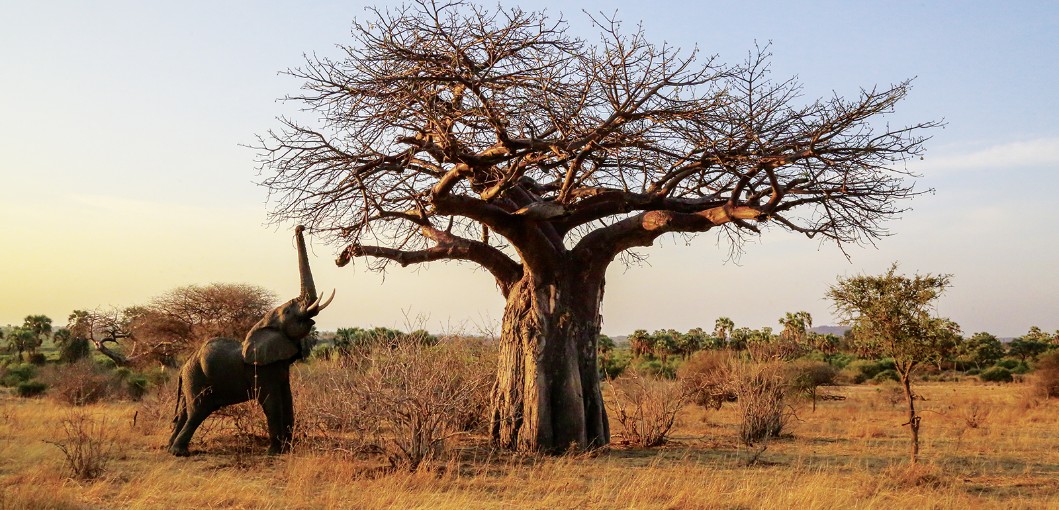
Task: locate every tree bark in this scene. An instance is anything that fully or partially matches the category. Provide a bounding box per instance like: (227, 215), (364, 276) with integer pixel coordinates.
(490, 264), (609, 452)
(899, 371), (920, 463)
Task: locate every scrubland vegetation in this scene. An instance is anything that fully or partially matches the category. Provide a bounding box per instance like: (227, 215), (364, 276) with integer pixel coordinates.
(2, 320), (1058, 509)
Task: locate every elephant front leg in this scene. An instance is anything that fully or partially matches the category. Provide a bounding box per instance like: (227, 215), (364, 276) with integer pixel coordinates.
(258, 383), (294, 455)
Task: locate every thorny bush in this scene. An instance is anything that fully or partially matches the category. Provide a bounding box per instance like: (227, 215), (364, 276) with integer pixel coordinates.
(294, 337), (495, 469)
(609, 371), (689, 447)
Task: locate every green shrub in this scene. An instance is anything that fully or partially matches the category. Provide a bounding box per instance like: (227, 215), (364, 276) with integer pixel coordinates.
(1, 363), (37, 387)
(599, 350), (632, 379)
(636, 359), (677, 379)
(843, 359), (884, 384)
(826, 353), (855, 369)
(871, 369), (900, 383)
(1010, 361), (1031, 374)
(980, 366), (1013, 383)
(964, 368), (981, 376)
(125, 374), (150, 401)
(60, 337), (92, 363)
(28, 353), (48, 365)
(16, 380), (47, 397)
(995, 359), (1018, 370)
(785, 360), (838, 410)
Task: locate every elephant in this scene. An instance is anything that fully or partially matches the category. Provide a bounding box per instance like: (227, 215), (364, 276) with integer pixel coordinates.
(167, 225), (334, 456)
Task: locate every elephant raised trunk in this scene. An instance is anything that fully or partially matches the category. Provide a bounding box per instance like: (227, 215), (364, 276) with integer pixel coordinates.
(295, 225), (317, 303)
(295, 225), (334, 315)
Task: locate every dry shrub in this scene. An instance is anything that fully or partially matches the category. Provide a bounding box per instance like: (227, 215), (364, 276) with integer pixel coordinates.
(745, 338), (806, 362)
(956, 398), (989, 429)
(293, 355), (379, 452)
(43, 360), (116, 406)
(46, 409), (118, 480)
(728, 360), (790, 446)
(133, 375), (179, 436)
(878, 462), (949, 490)
(206, 401), (270, 449)
(877, 381), (904, 407)
(295, 337), (495, 469)
(609, 372), (688, 447)
(677, 350), (735, 409)
(1032, 350), (1059, 398)
(359, 340), (494, 469)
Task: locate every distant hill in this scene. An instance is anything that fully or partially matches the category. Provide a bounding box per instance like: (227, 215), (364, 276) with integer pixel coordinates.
(809, 325), (850, 337)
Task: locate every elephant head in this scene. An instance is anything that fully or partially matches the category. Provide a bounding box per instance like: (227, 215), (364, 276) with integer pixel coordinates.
(242, 225), (334, 365)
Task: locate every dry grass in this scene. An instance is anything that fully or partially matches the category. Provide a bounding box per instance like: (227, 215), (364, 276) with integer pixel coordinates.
(1, 378), (1058, 509)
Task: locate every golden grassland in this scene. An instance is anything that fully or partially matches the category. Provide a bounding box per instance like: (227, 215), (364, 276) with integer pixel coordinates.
(1, 379), (1057, 509)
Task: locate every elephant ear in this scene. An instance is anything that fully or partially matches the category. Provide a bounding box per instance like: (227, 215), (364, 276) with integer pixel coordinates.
(242, 327), (298, 365)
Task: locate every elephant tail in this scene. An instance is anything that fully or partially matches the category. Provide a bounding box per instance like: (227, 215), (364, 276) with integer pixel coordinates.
(172, 374), (184, 422)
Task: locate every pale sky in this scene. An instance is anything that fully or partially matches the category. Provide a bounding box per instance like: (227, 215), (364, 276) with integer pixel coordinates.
(1, 1), (1057, 338)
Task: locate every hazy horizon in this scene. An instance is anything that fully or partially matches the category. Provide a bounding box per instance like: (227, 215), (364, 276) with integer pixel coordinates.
(2, 1), (1057, 338)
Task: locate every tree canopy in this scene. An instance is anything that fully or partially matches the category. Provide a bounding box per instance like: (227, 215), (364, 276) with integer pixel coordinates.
(260, 0), (938, 288)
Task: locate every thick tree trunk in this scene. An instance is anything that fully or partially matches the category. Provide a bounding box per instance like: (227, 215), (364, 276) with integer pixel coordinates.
(490, 265), (609, 452)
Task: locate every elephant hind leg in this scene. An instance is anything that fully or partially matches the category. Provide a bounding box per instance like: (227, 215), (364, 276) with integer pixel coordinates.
(167, 404), (188, 449)
(167, 375), (188, 449)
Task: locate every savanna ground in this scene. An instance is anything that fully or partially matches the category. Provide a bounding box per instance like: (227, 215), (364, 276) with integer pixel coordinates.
(2, 371), (1057, 510)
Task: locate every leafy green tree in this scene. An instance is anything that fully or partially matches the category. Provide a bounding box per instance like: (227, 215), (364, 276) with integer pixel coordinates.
(807, 332), (841, 359)
(778, 311), (812, 344)
(332, 326), (435, 355)
(1007, 337), (1051, 363)
(714, 318), (735, 344)
(958, 332), (1005, 370)
(5, 327), (37, 361)
(53, 328), (91, 363)
(629, 329), (653, 358)
(827, 263), (957, 463)
(681, 328), (710, 355)
(20, 315), (52, 358)
(597, 334), (615, 360)
(1022, 326), (1054, 343)
(651, 329), (680, 364)
(729, 327), (752, 351)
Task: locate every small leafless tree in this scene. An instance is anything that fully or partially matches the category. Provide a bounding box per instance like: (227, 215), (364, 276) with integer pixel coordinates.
(259, 0), (939, 452)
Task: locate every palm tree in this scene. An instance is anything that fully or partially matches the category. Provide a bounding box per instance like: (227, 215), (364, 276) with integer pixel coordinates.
(779, 311), (812, 343)
(714, 317), (735, 344)
(21, 315), (52, 357)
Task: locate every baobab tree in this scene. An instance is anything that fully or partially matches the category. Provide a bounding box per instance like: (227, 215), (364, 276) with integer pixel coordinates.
(258, 0), (939, 452)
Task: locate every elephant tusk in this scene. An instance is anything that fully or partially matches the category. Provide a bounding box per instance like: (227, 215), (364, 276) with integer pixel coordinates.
(309, 289), (335, 314)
